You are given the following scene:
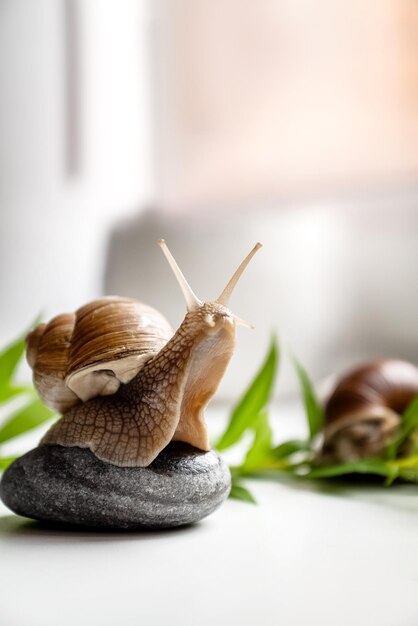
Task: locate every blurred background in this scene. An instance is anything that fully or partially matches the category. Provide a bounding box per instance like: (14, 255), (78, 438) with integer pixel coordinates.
(1, 0), (418, 399)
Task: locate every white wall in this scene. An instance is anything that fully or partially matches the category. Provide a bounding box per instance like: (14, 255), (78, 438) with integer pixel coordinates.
(0, 0), (154, 343)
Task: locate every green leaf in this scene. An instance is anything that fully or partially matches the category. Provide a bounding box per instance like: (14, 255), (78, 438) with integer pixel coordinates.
(0, 337), (26, 390)
(386, 455), (418, 483)
(229, 484), (257, 504)
(0, 456), (17, 471)
(0, 316), (42, 397)
(292, 356), (324, 439)
(239, 423), (312, 474)
(386, 395), (418, 459)
(216, 337), (279, 450)
(305, 459), (397, 480)
(0, 397), (55, 444)
(271, 439), (311, 460)
(401, 396), (418, 431)
(398, 468), (418, 483)
(0, 385), (33, 404)
(242, 412), (273, 470)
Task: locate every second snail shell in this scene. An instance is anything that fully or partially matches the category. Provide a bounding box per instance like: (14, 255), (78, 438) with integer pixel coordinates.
(321, 359), (418, 463)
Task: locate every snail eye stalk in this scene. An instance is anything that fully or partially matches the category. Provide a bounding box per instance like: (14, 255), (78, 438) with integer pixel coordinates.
(216, 243), (262, 306)
(158, 239), (202, 312)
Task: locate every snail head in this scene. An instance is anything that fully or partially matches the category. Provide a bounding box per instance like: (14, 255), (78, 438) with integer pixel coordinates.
(157, 239), (262, 333)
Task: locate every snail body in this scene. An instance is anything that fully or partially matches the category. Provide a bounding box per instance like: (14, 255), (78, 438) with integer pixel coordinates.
(321, 359), (418, 463)
(27, 240), (261, 468)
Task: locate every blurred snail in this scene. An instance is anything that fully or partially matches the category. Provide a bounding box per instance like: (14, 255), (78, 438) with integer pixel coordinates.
(26, 240), (261, 468)
(320, 360), (418, 463)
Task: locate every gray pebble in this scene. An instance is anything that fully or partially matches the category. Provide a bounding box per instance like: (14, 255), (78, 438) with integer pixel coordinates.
(0, 443), (231, 530)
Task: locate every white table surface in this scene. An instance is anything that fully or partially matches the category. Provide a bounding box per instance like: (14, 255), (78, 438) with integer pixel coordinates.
(1, 402), (418, 626)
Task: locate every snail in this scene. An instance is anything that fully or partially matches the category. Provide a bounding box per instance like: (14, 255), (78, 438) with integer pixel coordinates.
(320, 359), (418, 463)
(26, 240), (262, 468)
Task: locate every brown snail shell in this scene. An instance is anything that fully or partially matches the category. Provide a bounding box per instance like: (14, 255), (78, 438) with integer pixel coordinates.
(26, 297), (173, 413)
(321, 359), (418, 463)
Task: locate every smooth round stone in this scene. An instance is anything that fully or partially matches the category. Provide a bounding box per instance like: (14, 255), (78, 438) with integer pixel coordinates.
(0, 442), (231, 530)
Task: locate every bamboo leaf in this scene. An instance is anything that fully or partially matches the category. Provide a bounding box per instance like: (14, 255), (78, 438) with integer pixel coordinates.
(386, 456), (418, 484)
(306, 459), (397, 480)
(0, 456), (17, 471)
(292, 356), (324, 439)
(0, 337), (26, 391)
(242, 412), (273, 470)
(216, 337), (279, 450)
(271, 439), (311, 460)
(0, 385), (33, 404)
(401, 396), (418, 431)
(229, 483), (257, 504)
(0, 397), (55, 444)
(0, 316), (41, 398)
(240, 427), (311, 473)
(386, 396), (418, 459)
(398, 469), (418, 483)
